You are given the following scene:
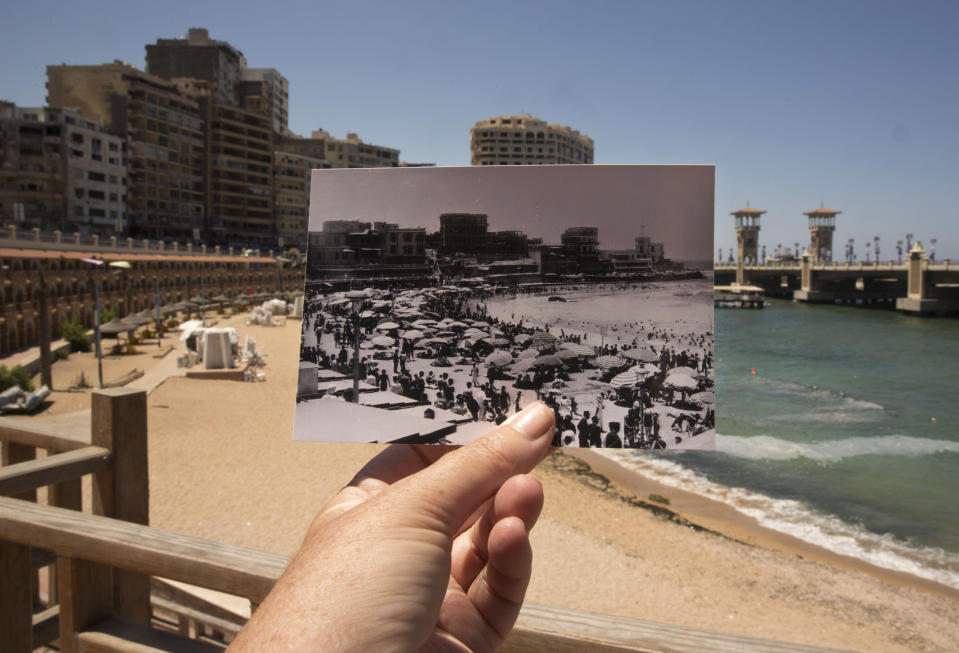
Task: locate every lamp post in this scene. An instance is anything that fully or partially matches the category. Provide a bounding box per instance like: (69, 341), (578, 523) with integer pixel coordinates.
(874, 236), (880, 264)
(347, 290), (367, 403)
(848, 238), (855, 263)
(906, 233), (913, 250)
(930, 238), (937, 262)
(897, 240), (903, 264)
(794, 242), (800, 259)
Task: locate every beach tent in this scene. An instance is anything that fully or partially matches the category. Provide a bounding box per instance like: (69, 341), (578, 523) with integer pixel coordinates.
(532, 354), (563, 368)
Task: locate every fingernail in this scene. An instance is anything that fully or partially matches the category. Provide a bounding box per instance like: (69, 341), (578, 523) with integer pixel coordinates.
(504, 402), (554, 440)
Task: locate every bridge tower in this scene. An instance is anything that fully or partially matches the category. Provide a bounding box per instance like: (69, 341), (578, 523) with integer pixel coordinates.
(731, 205), (764, 265)
(803, 205), (841, 263)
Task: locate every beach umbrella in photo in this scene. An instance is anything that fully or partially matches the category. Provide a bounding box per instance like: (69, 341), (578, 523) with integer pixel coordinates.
(690, 390), (715, 405)
(375, 321), (400, 331)
(371, 335), (395, 348)
(412, 319), (436, 327)
(359, 310), (376, 319)
(360, 340), (375, 349)
(510, 358), (536, 374)
(532, 354), (563, 368)
(517, 347), (539, 359)
(471, 321), (490, 328)
(667, 366), (700, 378)
(447, 321), (470, 329)
(485, 351), (513, 367)
(464, 328), (487, 339)
(483, 336), (510, 347)
(623, 347), (658, 363)
(401, 329), (424, 340)
(530, 331), (556, 344)
(594, 355), (626, 369)
(665, 373), (699, 391)
(488, 326), (504, 336)
(610, 369), (650, 388)
(513, 333), (532, 345)
(559, 342), (596, 357)
(555, 349), (581, 360)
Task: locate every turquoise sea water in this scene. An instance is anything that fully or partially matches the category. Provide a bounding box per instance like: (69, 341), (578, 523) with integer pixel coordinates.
(625, 299), (959, 588)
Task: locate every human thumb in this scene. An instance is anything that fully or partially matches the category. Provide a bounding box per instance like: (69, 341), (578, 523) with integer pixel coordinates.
(397, 401), (554, 536)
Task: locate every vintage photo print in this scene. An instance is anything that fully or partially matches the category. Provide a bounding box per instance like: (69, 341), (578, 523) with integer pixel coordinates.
(294, 165), (715, 448)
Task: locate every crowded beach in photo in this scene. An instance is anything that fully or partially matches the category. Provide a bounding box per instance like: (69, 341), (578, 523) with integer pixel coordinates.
(297, 278), (715, 447)
(293, 165), (716, 447)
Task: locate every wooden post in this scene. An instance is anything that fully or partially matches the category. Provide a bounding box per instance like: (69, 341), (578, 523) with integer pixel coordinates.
(38, 271), (53, 389)
(0, 540), (32, 652)
(2, 442), (40, 607)
(91, 388), (150, 625)
(57, 556), (113, 653)
(47, 474), (82, 606)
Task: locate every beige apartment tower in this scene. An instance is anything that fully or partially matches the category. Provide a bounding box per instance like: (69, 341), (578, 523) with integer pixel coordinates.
(470, 114), (593, 166)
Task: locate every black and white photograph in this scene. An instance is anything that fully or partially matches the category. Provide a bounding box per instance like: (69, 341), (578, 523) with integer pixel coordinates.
(294, 165), (715, 447)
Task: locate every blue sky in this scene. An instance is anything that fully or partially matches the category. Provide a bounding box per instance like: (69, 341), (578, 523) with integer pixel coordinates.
(3, 0), (957, 259)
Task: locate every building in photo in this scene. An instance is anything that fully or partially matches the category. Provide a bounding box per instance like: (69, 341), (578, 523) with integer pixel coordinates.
(470, 114), (594, 166)
(145, 28), (245, 107)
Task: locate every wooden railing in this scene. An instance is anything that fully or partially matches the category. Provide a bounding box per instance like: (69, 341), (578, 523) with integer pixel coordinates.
(0, 389), (848, 652)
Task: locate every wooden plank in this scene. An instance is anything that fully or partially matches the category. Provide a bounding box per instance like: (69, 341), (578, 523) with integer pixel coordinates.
(0, 446), (111, 496)
(58, 556), (114, 653)
(32, 604), (59, 648)
(78, 617), (225, 652)
(0, 417), (90, 452)
(91, 389), (150, 625)
(0, 539), (33, 653)
(0, 497), (287, 604)
(505, 602), (851, 653)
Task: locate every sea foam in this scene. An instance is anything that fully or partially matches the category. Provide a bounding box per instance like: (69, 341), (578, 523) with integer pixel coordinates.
(603, 451), (959, 590)
(715, 433), (959, 463)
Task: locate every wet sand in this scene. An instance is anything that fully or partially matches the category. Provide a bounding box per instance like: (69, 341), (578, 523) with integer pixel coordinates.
(7, 306), (959, 652)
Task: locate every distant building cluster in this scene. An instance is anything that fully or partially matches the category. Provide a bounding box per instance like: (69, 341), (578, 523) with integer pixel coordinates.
(1, 28), (402, 250)
(307, 213), (665, 283)
(2, 28), (595, 251)
(470, 114), (594, 166)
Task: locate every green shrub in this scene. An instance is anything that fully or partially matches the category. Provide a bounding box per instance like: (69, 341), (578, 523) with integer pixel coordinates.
(61, 319), (92, 352)
(55, 348), (70, 361)
(0, 365), (34, 393)
(100, 308), (117, 324)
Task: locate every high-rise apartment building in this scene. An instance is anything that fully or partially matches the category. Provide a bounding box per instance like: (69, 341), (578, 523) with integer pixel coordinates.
(276, 130), (399, 169)
(145, 28), (245, 107)
(439, 213), (488, 255)
(470, 114), (593, 166)
(47, 62), (206, 242)
(240, 68), (289, 136)
(274, 150), (327, 249)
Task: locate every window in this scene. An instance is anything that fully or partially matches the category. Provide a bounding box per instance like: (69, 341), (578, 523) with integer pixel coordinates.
(109, 193), (118, 202)
(91, 138), (102, 150)
(71, 149), (83, 157)
(74, 206), (84, 217)
(74, 188), (84, 199)
(109, 142), (119, 151)
(88, 171), (106, 182)
(108, 157), (119, 165)
(89, 190), (105, 200)
(70, 133), (84, 144)
(109, 175), (118, 184)
(89, 208), (105, 217)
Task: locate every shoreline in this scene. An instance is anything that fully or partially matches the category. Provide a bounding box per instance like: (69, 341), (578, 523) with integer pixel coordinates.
(571, 448), (959, 602)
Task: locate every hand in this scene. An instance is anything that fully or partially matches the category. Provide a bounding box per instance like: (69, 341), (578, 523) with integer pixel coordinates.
(230, 401), (556, 652)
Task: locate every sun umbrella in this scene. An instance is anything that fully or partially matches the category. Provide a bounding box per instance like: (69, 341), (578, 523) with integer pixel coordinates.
(559, 342), (596, 356)
(447, 321), (470, 329)
(401, 329), (424, 340)
(412, 319), (436, 327)
(485, 351), (513, 367)
(463, 328), (487, 339)
(483, 337), (510, 346)
(471, 321), (490, 328)
(513, 334), (532, 345)
(517, 347), (539, 359)
(690, 391), (715, 405)
(530, 331), (556, 344)
(667, 366), (700, 378)
(510, 358), (536, 373)
(610, 369), (650, 388)
(555, 349), (581, 360)
(665, 373), (699, 390)
(594, 355), (626, 369)
(371, 335), (395, 347)
(623, 348), (658, 363)
(532, 354), (563, 368)
(376, 321), (400, 330)
(100, 317), (138, 337)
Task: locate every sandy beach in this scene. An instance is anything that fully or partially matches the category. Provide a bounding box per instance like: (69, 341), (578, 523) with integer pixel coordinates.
(9, 305), (959, 652)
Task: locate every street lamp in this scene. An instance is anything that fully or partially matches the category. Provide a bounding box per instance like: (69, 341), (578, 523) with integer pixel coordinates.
(347, 290), (367, 403)
(874, 236), (880, 264)
(897, 240), (903, 264)
(848, 238), (855, 263)
(794, 242), (800, 259)
(906, 233), (913, 250)
(930, 238), (937, 262)
(865, 237), (871, 263)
